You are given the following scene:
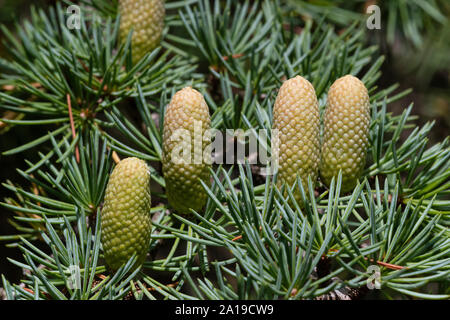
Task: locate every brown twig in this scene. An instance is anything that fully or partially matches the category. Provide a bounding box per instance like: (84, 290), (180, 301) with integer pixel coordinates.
(210, 53), (245, 72)
(22, 287), (52, 299)
(364, 0), (378, 13)
(0, 111), (20, 130)
(232, 235), (243, 241)
(31, 179), (42, 208)
(146, 281), (179, 292)
(2, 82), (42, 91)
(112, 151), (121, 164)
(326, 248), (405, 270)
(367, 258), (406, 270)
(124, 281), (180, 300)
(232, 226), (262, 241)
(66, 94), (80, 163)
(222, 53), (244, 61)
(97, 274), (107, 280)
(282, 24), (303, 35)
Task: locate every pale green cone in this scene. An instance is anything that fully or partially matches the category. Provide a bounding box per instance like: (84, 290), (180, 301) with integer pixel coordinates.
(101, 157), (152, 271)
(319, 75), (371, 192)
(162, 87), (211, 214)
(119, 0), (165, 64)
(272, 76), (321, 204)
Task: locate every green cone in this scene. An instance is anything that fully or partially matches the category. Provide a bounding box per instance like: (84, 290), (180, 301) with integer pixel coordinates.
(272, 76), (321, 204)
(119, 0), (165, 64)
(162, 87), (211, 214)
(101, 157), (152, 271)
(319, 75), (371, 192)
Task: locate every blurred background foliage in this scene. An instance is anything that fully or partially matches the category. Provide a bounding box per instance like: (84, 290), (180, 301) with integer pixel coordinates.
(285, 0), (450, 143)
(0, 0), (449, 287)
(0, 0), (59, 283)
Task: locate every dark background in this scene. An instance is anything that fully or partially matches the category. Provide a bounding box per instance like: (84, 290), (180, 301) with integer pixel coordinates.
(1, 0), (449, 284)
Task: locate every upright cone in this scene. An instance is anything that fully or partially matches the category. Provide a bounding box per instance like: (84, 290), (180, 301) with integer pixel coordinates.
(319, 75), (371, 192)
(162, 87), (211, 214)
(101, 157), (152, 271)
(272, 76), (321, 204)
(119, 0), (165, 63)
